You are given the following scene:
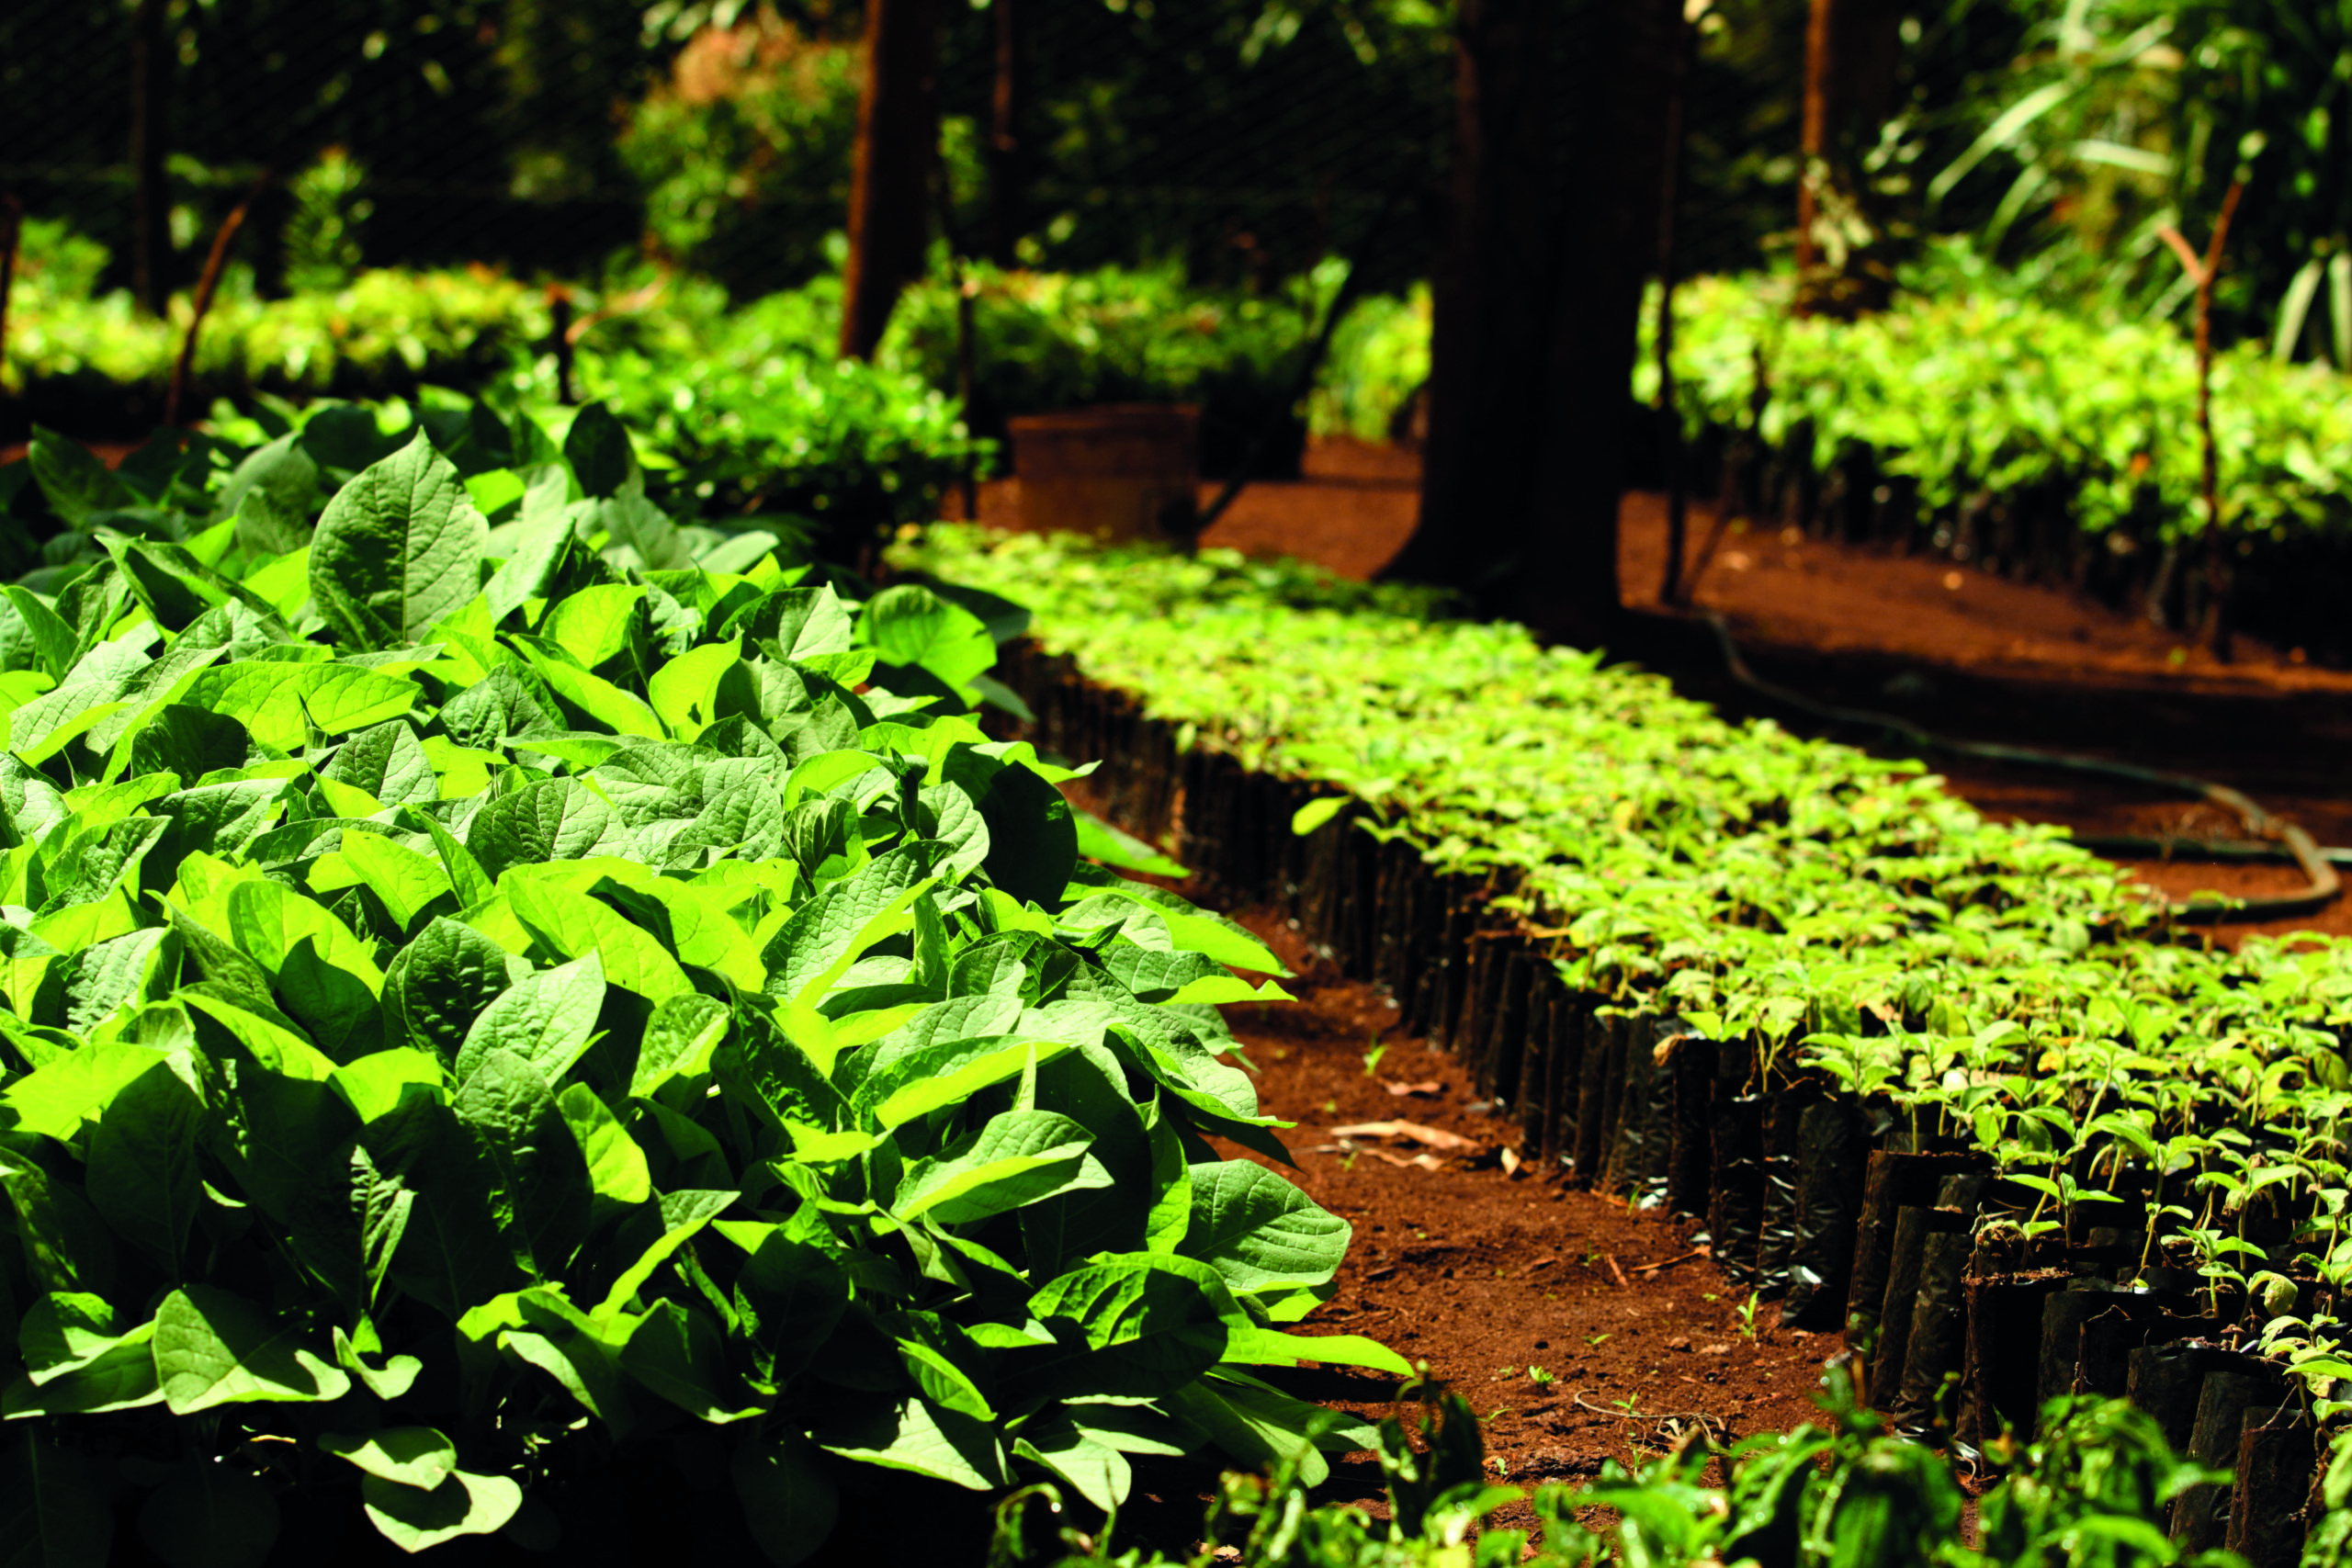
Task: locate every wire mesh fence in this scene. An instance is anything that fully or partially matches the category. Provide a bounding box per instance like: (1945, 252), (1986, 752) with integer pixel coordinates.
(0, 0), (1881, 312)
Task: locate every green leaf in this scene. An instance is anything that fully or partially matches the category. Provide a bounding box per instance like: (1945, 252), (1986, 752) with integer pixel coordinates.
(226, 879), (379, 988)
(27, 428), (126, 525)
(860, 584), (996, 691)
(175, 662), (417, 752)
(1290, 796), (1347, 836)
(506, 879), (690, 1002)
(856, 1036), (1078, 1129)
(153, 1285), (353, 1413)
(323, 719), (438, 807)
(452, 1047), (594, 1275)
(83, 1060), (204, 1276)
(133, 1466), (279, 1568)
(819, 1397), (1006, 1491)
(1014, 1421), (1132, 1514)
(620, 1298), (757, 1421)
(455, 951), (605, 1085)
(732, 1231), (849, 1383)
(0, 591), (76, 684)
(629, 993), (730, 1100)
(542, 583), (645, 671)
(318, 1427), (458, 1491)
(730, 1435), (839, 1568)
(310, 432), (489, 650)
(896, 1109), (1103, 1224)
(562, 401), (635, 499)
(1220, 1326), (1411, 1377)
(1178, 1160), (1350, 1293)
(557, 1083), (651, 1206)
(384, 916), (523, 1064)
(725, 586), (854, 662)
(1024, 1253), (1231, 1400)
(1074, 811), (1188, 878)
(359, 1471), (524, 1553)
(0, 1430), (114, 1568)
(941, 750), (1075, 908)
(762, 845), (935, 1010)
(465, 777), (624, 880)
(334, 832), (453, 931)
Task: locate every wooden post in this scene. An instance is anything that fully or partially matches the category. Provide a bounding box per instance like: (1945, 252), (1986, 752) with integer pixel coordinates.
(986, 0), (1025, 266)
(0, 196), (22, 412)
(1794, 0), (1899, 308)
(840, 0), (943, 362)
(130, 0), (172, 318)
(1657, 6), (1698, 607)
(2157, 180), (2245, 662)
(1795, 0), (1833, 279)
(164, 169), (271, 428)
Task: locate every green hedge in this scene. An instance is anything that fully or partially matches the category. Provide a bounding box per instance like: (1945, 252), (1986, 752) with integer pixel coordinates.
(899, 525), (2352, 1418)
(0, 402), (1388, 1562)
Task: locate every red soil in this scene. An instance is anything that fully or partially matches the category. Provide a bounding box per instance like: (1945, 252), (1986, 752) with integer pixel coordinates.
(1195, 907), (1849, 1532)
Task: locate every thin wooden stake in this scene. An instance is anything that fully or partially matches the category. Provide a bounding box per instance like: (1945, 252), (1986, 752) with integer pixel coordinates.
(164, 167), (271, 428)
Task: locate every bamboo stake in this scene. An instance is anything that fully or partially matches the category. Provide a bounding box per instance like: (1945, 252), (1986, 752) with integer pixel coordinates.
(164, 167), (271, 428)
(2156, 176), (2245, 662)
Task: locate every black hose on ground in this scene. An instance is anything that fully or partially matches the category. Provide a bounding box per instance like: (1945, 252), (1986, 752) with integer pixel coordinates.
(1690, 610), (2345, 922)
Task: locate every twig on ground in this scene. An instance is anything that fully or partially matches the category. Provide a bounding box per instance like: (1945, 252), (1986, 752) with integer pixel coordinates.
(1630, 1250), (1704, 1275)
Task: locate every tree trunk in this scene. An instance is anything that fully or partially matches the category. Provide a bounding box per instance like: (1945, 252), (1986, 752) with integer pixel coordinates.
(986, 0), (1025, 266)
(130, 0), (171, 318)
(840, 0), (942, 362)
(1796, 0), (1900, 296)
(1376, 0), (1555, 595)
(1517, 0), (1680, 643)
(1796, 0), (1832, 278)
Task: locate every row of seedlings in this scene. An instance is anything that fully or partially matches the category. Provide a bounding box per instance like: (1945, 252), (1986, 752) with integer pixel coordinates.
(998, 640), (2330, 1568)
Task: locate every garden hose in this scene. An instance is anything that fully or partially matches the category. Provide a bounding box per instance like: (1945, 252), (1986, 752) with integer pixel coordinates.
(1690, 610), (2346, 921)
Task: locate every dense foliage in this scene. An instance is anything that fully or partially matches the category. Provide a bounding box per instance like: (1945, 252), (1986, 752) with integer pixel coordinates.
(1644, 265), (2352, 553)
(1305, 285), (1430, 446)
(0, 407), (1395, 1564)
(902, 525), (2352, 1419)
(4, 223), (984, 557)
(3, 219), (541, 415)
(1931, 0), (2352, 341)
(616, 15), (863, 299)
(998, 1372), (2251, 1568)
(882, 259), (1335, 468)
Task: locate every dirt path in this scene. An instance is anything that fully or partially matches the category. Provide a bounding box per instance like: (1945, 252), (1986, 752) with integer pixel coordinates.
(1197, 906), (1843, 1530)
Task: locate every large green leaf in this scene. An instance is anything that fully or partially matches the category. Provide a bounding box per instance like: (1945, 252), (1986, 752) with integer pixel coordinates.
(359, 1471), (523, 1553)
(859, 584), (996, 691)
(83, 1060), (204, 1275)
(310, 432), (489, 650)
(818, 1396), (1006, 1491)
(1022, 1253), (1231, 1400)
(453, 1047), (594, 1275)
(152, 1286), (353, 1413)
(454, 952), (605, 1085)
(894, 1109), (1103, 1225)
(1177, 1160), (1350, 1294)
(318, 1427), (458, 1491)
(384, 916), (523, 1064)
